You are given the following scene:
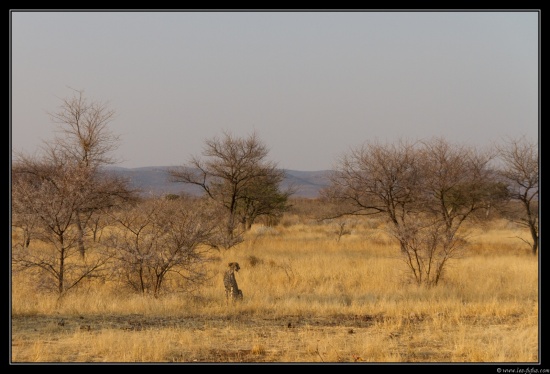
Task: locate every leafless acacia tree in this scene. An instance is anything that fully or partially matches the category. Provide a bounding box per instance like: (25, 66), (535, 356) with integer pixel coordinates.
(169, 131), (291, 249)
(496, 136), (539, 255)
(47, 88), (127, 257)
(104, 197), (218, 296)
(49, 88), (119, 167)
(12, 154), (115, 294)
(324, 137), (506, 286)
(11, 90), (137, 294)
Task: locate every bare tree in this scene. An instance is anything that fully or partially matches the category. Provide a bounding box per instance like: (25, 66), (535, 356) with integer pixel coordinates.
(409, 138), (506, 285)
(11, 90), (137, 294)
(104, 197), (217, 296)
(495, 136), (539, 255)
(46, 88), (128, 257)
(322, 138), (421, 220)
(12, 154), (113, 294)
(324, 137), (506, 286)
(169, 131), (291, 249)
(49, 88), (119, 167)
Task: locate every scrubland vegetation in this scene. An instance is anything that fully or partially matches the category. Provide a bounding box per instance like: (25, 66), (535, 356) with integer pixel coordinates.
(11, 206), (539, 363)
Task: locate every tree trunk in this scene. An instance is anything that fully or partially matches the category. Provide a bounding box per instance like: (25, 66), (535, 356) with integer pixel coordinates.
(75, 213), (86, 258)
(58, 241), (65, 294)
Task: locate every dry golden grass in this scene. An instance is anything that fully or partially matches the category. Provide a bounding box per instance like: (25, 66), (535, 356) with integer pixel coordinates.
(11, 217), (539, 363)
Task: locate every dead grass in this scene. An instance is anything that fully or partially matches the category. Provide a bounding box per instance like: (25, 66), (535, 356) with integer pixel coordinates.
(11, 216), (539, 363)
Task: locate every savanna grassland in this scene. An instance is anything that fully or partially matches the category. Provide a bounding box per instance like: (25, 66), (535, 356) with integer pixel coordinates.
(11, 206), (539, 364)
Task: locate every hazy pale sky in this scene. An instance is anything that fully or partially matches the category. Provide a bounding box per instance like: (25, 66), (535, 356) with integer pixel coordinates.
(10, 10), (539, 171)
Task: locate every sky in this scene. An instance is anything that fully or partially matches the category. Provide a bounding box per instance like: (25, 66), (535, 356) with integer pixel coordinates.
(10, 10), (539, 171)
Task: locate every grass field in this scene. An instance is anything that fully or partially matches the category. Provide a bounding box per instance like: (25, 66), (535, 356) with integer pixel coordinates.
(10, 215), (539, 363)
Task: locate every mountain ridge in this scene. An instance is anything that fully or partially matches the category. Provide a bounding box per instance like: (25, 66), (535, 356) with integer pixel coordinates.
(106, 166), (332, 199)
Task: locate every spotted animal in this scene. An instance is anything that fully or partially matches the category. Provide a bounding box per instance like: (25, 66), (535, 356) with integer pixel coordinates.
(223, 262), (243, 304)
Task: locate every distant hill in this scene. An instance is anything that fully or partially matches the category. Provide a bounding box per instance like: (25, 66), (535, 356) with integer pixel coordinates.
(279, 169), (333, 198)
(105, 166), (332, 199)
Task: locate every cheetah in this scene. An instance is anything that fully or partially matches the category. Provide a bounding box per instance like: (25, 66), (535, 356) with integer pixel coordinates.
(223, 262), (243, 304)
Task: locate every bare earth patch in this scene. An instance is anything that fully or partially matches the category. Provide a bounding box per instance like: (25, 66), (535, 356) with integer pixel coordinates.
(11, 311), (533, 363)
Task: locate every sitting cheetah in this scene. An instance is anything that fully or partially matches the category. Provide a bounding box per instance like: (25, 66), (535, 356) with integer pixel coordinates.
(223, 262), (243, 304)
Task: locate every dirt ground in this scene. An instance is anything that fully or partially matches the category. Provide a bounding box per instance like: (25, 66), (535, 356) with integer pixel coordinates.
(10, 312), (400, 363)
(10, 312), (535, 363)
